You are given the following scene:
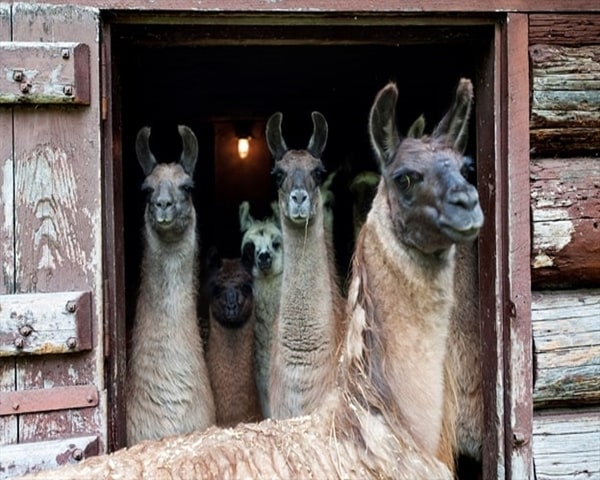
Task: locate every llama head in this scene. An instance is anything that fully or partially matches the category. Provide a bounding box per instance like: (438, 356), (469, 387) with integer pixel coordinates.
(135, 125), (198, 241)
(266, 111), (328, 227)
(206, 244), (255, 329)
(239, 201), (283, 280)
(368, 78), (484, 254)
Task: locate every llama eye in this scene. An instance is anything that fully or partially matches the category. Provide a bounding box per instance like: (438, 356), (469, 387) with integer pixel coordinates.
(461, 158), (476, 182)
(180, 182), (194, 194)
(272, 168), (286, 188)
(272, 240), (281, 250)
(312, 167), (326, 185)
(393, 169), (422, 193)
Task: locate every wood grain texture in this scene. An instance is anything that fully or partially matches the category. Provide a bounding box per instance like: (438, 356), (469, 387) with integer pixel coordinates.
(533, 410), (600, 480)
(0, 1), (18, 449)
(530, 158), (600, 288)
(529, 44), (600, 158)
(529, 13), (600, 46)
(9, 2), (104, 455)
(0, 291), (92, 356)
(532, 290), (600, 407)
(16, 0), (600, 13)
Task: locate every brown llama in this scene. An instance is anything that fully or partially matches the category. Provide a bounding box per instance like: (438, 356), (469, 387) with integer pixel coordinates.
(350, 115), (485, 473)
(17, 79), (481, 480)
(126, 125), (215, 446)
(239, 200), (283, 418)
(266, 111), (346, 419)
(204, 244), (263, 427)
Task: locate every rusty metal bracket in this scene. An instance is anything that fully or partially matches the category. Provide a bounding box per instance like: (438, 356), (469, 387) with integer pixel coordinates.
(0, 384), (98, 416)
(0, 291), (93, 356)
(0, 42), (90, 105)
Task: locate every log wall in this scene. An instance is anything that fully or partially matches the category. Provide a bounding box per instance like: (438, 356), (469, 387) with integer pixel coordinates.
(529, 14), (600, 480)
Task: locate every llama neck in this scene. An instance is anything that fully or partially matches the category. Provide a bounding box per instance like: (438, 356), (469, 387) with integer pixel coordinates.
(137, 217), (199, 326)
(339, 189), (456, 456)
(279, 207), (339, 340)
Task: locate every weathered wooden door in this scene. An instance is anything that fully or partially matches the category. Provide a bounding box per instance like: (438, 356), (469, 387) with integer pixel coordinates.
(0, 3), (104, 477)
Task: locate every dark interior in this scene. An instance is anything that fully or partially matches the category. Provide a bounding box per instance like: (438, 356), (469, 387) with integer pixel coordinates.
(110, 18), (492, 332)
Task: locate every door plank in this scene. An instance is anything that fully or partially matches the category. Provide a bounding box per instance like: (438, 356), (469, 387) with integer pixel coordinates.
(10, 3), (103, 450)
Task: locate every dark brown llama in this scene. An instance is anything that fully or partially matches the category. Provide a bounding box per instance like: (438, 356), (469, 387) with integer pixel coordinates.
(205, 244), (263, 427)
(266, 111), (346, 419)
(126, 125), (215, 446)
(17, 80), (481, 480)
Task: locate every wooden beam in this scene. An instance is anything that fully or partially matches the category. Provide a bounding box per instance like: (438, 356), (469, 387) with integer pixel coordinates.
(0, 291), (93, 357)
(533, 410), (600, 479)
(530, 158), (600, 288)
(529, 44), (600, 158)
(0, 435), (98, 478)
(529, 13), (600, 46)
(0, 385), (98, 416)
(532, 290), (600, 407)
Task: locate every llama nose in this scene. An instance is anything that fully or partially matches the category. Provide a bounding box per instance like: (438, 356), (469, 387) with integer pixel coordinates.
(258, 251), (272, 269)
(154, 182), (174, 211)
(447, 184), (479, 211)
(290, 189), (308, 206)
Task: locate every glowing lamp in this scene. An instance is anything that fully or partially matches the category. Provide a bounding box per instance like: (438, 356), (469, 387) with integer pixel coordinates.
(237, 137), (250, 159)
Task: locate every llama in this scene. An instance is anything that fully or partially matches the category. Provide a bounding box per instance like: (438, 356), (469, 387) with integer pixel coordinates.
(266, 111), (346, 419)
(239, 200), (283, 418)
(17, 79), (481, 480)
(350, 116), (485, 472)
(204, 244), (263, 427)
(125, 125), (216, 447)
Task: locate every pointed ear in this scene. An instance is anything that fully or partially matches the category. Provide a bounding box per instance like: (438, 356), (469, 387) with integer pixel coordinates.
(241, 242), (255, 274)
(135, 126), (157, 176)
(239, 201), (253, 232)
(270, 200), (281, 226)
(407, 114), (426, 139)
(205, 245), (222, 276)
(431, 78), (473, 154)
(178, 125), (198, 175)
(266, 112), (288, 161)
(307, 111), (328, 159)
(368, 82), (401, 169)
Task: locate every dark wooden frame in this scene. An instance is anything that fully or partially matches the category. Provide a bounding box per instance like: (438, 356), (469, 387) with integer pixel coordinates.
(98, 5), (534, 478)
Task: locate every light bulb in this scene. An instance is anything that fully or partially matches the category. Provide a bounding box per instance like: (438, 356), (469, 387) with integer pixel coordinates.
(238, 137), (250, 159)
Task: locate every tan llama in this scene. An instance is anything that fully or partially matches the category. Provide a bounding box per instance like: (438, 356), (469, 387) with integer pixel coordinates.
(266, 111), (346, 419)
(18, 79), (481, 480)
(125, 125), (215, 446)
(204, 244), (263, 427)
(239, 200), (283, 418)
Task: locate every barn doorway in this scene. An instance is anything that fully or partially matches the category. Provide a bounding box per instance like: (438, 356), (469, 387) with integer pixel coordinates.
(102, 14), (497, 467)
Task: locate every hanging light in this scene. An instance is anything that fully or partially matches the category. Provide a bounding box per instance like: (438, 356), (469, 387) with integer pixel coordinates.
(237, 137), (250, 159)
(234, 120), (253, 160)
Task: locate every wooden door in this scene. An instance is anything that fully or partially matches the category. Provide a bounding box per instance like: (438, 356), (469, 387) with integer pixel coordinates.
(0, 4), (104, 478)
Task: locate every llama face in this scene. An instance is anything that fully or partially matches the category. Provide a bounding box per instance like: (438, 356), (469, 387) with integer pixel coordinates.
(135, 125), (198, 241)
(141, 163), (195, 238)
(266, 111), (329, 226)
(241, 223), (283, 279)
(207, 247), (255, 329)
(369, 79), (484, 254)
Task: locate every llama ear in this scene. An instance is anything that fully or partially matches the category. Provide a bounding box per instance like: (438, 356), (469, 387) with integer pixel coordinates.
(431, 78), (473, 154)
(135, 126), (158, 177)
(266, 112), (288, 161)
(241, 242), (255, 274)
(270, 200), (281, 225)
(369, 82), (401, 168)
(178, 125), (198, 175)
(407, 114), (426, 139)
(205, 245), (222, 275)
(239, 201), (253, 232)
(307, 111), (328, 159)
